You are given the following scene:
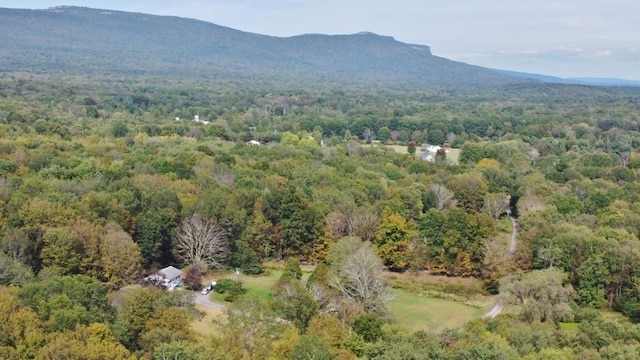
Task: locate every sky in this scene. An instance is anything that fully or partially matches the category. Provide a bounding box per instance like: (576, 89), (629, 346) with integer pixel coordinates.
(4, 1), (640, 80)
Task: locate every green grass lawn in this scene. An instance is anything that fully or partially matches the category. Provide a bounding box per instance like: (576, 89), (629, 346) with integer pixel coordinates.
(205, 268), (482, 333)
(240, 270), (283, 301)
(444, 148), (460, 165)
(558, 322), (580, 332)
(496, 215), (513, 233)
(388, 289), (484, 333)
(208, 269), (290, 304)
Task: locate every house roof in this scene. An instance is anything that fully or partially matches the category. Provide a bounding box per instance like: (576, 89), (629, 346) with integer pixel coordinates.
(158, 266), (181, 280)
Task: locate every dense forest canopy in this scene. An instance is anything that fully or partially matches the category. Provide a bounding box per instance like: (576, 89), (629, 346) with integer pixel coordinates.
(2, 72), (640, 359)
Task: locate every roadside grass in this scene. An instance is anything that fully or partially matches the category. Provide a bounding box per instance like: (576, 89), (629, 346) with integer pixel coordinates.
(191, 304), (224, 340)
(376, 143), (412, 154)
(496, 215), (513, 234)
(389, 289), (484, 333)
(240, 270), (282, 301)
(559, 309), (631, 333)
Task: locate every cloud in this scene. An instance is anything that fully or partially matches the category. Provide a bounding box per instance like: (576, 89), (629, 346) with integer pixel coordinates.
(498, 50), (540, 55)
(593, 50), (613, 57)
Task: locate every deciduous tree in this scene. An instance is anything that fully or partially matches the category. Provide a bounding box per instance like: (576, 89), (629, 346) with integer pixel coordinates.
(500, 268), (575, 323)
(482, 193), (510, 220)
(428, 183), (456, 211)
(374, 208), (409, 271)
(100, 223), (143, 290)
(174, 213), (228, 270)
(328, 237), (391, 317)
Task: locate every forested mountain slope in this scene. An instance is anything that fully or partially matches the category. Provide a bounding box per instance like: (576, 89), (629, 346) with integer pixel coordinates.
(0, 6), (527, 86)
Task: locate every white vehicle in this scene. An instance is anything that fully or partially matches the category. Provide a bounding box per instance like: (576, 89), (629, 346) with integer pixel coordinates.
(201, 286), (211, 295)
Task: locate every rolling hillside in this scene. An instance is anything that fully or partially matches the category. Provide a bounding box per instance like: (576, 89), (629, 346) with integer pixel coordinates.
(0, 6), (528, 87)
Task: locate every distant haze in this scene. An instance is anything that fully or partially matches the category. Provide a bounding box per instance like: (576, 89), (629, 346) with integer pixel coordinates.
(4, 0), (640, 80)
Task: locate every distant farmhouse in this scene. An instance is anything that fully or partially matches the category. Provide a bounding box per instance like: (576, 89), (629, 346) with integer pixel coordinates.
(175, 115), (209, 125)
(420, 144), (441, 162)
(419, 144), (451, 163)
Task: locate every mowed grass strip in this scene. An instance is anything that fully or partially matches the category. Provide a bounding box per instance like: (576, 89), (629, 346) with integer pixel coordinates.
(389, 289), (484, 333)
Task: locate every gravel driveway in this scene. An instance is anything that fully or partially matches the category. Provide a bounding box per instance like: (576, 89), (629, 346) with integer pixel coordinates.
(194, 293), (225, 310)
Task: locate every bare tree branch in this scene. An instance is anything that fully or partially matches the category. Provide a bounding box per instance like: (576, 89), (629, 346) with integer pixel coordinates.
(482, 193), (510, 219)
(328, 238), (391, 316)
(430, 183), (456, 211)
(174, 214), (228, 270)
(346, 209), (379, 242)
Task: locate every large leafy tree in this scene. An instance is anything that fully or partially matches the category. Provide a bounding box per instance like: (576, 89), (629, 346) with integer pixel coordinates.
(500, 268), (575, 323)
(40, 227), (82, 275)
(36, 323), (136, 360)
(0, 287), (46, 358)
(100, 223), (143, 290)
(219, 296), (294, 359)
(265, 184), (321, 259)
(17, 275), (114, 332)
(374, 207), (409, 271)
(272, 279), (319, 331)
(243, 198), (273, 259)
(446, 172), (489, 213)
(134, 208), (179, 268)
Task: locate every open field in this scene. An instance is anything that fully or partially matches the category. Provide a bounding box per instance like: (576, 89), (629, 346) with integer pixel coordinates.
(386, 271), (487, 298)
(191, 304), (224, 340)
(204, 268), (311, 303)
(195, 267), (484, 338)
(389, 289), (484, 333)
(364, 141), (460, 165)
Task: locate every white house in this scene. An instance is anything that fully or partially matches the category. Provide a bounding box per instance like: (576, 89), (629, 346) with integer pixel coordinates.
(420, 153), (435, 162)
(148, 266), (182, 290)
(424, 145), (442, 153)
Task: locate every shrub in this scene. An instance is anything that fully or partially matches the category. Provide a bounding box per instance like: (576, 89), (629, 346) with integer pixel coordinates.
(214, 279), (245, 302)
(281, 257), (302, 280)
(182, 265), (202, 291)
(352, 314), (384, 342)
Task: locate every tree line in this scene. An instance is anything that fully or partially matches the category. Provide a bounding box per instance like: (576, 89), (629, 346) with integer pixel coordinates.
(1, 75), (640, 358)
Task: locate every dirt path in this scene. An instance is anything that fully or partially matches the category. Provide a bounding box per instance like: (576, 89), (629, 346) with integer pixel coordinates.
(509, 216), (518, 254)
(484, 215), (518, 318)
(483, 301), (504, 319)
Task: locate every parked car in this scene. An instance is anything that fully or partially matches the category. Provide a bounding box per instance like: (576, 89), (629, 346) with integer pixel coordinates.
(201, 286), (212, 295)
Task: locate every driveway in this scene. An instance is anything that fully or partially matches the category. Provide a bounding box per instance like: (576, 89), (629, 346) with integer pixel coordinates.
(194, 293), (225, 310)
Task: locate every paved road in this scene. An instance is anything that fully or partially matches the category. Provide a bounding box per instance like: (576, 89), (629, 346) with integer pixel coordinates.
(194, 293), (225, 310)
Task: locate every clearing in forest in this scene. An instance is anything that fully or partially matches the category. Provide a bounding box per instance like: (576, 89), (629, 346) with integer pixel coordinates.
(193, 267), (484, 337)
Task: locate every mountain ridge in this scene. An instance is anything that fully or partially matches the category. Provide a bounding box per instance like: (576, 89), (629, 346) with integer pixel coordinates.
(0, 6), (527, 87)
